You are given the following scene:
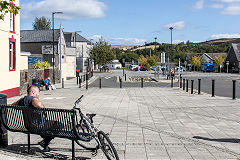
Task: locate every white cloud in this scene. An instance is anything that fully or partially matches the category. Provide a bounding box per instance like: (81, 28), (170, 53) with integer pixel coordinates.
(89, 35), (104, 42)
(210, 33), (240, 39)
(163, 21), (186, 30)
(210, 3), (224, 8)
(21, 0), (107, 20)
(89, 35), (146, 45)
(221, 4), (240, 14)
(212, 0), (240, 3)
(109, 38), (146, 45)
(193, 0), (205, 10)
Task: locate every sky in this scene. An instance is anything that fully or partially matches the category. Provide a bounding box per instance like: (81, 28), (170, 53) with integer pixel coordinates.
(19, 0), (240, 45)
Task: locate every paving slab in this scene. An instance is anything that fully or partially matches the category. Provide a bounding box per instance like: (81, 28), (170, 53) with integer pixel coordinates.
(2, 74), (240, 159)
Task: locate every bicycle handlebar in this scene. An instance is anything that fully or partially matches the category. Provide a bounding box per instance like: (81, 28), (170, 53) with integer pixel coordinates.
(73, 95), (84, 109)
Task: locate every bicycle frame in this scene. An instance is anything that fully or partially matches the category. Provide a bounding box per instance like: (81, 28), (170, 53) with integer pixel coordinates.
(73, 96), (102, 151)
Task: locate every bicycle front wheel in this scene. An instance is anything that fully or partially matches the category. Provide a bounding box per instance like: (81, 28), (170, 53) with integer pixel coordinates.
(98, 131), (119, 160)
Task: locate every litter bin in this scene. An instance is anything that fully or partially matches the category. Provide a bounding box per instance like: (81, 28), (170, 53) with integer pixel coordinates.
(0, 94), (8, 147)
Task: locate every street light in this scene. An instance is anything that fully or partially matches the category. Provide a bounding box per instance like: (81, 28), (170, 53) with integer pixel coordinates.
(52, 11), (63, 84)
(169, 27), (173, 62)
(154, 37), (157, 55)
(168, 27), (173, 72)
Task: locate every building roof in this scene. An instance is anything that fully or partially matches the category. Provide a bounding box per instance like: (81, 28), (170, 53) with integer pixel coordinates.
(64, 32), (91, 44)
(21, 30), (60, 43)
(232, 43), (240, 61)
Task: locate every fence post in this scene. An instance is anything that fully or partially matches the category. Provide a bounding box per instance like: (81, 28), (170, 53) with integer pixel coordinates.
(99, 78), (102, 89)
(125, 74), (127, 81)
(171, 77), (173, 88)
(198, 79), (201, 94)
(186, 79), (188, 92)
(212, 79), (215, 97)
(191, 80), (194, 94)
(183, 79), (185, 90)
(180, 76), (182, 88)
(62, 78), (64, 88)
(141, 78), (144, 88)
(233, 80), (236, 100)
(120, 78), (122, 88)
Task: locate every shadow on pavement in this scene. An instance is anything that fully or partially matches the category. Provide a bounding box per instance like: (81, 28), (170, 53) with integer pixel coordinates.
(3, 143), (91, 160)
(193, 136), (240, 143)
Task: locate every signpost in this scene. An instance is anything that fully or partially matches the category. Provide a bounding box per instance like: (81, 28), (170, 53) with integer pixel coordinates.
(226, 61), (229, 73)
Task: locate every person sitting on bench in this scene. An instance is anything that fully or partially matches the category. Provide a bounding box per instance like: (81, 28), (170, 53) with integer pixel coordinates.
(12, 85), (54, 151)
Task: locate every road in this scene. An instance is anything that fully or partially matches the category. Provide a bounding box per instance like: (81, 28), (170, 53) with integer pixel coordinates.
(181, 72), (240, 98)
(90, 70), (240, 98)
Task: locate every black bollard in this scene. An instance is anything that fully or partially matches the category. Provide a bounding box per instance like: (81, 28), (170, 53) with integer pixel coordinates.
(99, 78), (102, 89)
(120, 78), (122, 88)
(141, 78), (144, 88)
(233, 80), (236, 100)
(123, 69), (125, 76)
(183, 79), (185, 90)
(86, 74), (88, 90)
(171, 77), (173, 88)
(0, 94), (8, 147)
(62, 78), (64, 88)
(180, 76), (182, 88)
(212, 79), (215, 97)
(186, 79), (188, 92)
(191, 80), (194, 94)
(79, 77), (82, 88)
(125, 74), (127, 81)
(198, 79), (201, 95)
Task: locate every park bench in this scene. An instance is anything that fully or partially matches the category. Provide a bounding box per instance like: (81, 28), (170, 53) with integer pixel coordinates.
(0, 105), (92, 159)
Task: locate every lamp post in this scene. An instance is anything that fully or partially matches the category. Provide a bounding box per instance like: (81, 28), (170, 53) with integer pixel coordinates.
(154, 37), (157, 55)
(52, 11), (63, 84)
(169, 27), (173, 62)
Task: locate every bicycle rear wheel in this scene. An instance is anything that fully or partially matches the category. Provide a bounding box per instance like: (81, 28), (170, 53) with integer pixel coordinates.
(98, 131), (119, 160)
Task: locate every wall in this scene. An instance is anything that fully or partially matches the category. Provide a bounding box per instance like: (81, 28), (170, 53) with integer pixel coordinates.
(0, 0), (20, 98)
(20, 53), (30, 70)
(19, 68), (60, 95)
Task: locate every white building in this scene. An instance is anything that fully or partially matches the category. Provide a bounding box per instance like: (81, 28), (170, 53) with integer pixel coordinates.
(0, 0), (21, 98)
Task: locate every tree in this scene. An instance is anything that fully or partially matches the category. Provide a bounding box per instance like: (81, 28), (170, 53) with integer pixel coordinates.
(191, 56), (201, 71)
(147, 56), (156, 66)
(90, 39), (114, 65)
(33, 16), (51, 30)
(139, 55), (148, 66)
(0, 0), (20, 20)
(214, 55), (225, 72)
(34, 61), (50, 69)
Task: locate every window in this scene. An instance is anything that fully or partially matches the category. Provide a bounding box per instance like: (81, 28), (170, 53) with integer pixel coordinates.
(9, 36), (16, 71)
(10, 13), (15, 32)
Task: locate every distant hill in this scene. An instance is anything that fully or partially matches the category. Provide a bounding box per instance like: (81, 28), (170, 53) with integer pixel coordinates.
(197, 38), (240, 45)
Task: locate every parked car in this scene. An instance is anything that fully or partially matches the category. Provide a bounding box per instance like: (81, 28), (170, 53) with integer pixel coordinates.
(202, 64), (214, 72)
(130, 65), (140, 71)
(140, 66), (147, 71)
(175, 66), (186, 72)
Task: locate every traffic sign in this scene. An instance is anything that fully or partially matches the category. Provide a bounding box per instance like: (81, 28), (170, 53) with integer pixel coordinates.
(184, 61), (187, 65)
(226, 61), (229, 65)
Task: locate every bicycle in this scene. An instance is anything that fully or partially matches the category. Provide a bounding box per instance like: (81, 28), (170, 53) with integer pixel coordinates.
(73, 95), (119, 160)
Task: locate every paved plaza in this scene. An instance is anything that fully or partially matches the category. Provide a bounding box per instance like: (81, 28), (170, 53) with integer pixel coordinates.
(2, 71), (240, 159)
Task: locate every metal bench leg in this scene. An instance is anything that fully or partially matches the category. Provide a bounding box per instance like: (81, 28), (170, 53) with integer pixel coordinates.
(27, 133), (30, 153)
(72, 140), (75, 159)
